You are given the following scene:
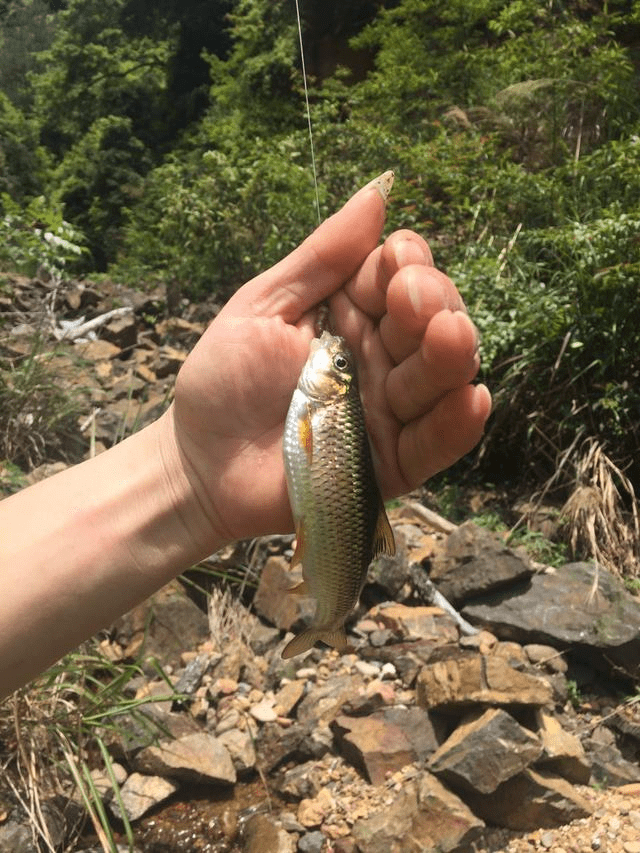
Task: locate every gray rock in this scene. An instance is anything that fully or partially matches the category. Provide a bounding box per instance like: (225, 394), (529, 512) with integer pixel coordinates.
(218, 728), (257, 774)
(352, 770), (483, 853)
(0, 821), (38, 853)
(173, 652), (215, 697)
(463, 767), (592, 830)
(102, 313), (138, 349)
(112, 580), (209, 669)
(296, 674), (366, 726)
(428, 708), (543, 793)
(584, 737), (640, 786)
(298, 830), (326, 853)
(109, 772), (178, 822)
(462, 562), (640, 679)
(430, 521), (534, 605)
(135, 732), (236, 785)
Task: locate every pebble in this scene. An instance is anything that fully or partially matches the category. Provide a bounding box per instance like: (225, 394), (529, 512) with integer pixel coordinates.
(249, 698), (277, 722)
(298, 830), (326, 853)
(353, 660), (380, 678)
(540, 830), (555, 848)
(623, 844), (640, 853)
(380, 662), (397, 679)
(296, 667), (317, 680)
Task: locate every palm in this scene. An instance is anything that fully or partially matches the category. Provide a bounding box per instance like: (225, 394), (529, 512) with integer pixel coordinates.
(172, 180), (490, 548)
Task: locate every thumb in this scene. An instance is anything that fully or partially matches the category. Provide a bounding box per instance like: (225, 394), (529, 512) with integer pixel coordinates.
(221, 171), (394, 322)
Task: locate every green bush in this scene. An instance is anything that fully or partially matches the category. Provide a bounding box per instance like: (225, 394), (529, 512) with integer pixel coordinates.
(0, 193), (87, 278)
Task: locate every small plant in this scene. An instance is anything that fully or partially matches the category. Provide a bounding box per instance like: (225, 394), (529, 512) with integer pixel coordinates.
(566, 679), (583, 709)
(1, 643), (182, 853)
(0, 193), (87, 279)
(0, 335), (84, 468)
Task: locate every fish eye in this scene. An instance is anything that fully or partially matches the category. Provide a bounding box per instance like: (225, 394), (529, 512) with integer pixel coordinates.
(333, 354), (349, 371)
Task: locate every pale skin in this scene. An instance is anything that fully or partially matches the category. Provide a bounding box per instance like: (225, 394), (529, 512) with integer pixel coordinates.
(0, 175), (491, 698)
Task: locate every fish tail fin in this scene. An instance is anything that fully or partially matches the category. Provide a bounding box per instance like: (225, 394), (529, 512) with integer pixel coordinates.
(281, 627), (352, 659)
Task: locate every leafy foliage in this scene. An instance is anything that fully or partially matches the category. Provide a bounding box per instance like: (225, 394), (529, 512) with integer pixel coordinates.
(1, 0), (639, 488)
(0, 192), (87, 276)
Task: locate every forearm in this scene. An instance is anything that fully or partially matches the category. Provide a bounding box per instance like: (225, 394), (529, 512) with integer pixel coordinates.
(0, 408), (216, 697)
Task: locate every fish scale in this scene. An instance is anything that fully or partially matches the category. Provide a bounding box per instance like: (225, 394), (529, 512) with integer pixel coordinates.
(281, 331), (395, 659)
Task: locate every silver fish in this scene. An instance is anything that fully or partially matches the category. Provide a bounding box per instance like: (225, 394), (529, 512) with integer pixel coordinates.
(281, 331), (395, 658)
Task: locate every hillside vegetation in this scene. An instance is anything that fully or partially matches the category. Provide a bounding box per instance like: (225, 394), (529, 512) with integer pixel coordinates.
(1, 0), (640, 496)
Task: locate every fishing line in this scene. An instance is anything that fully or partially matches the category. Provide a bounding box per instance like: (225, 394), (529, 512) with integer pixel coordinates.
(294, 0), (321, 227)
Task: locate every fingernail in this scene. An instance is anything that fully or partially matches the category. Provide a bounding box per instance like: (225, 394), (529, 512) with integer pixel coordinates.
(407, 272), (424, 315)
(474, 383), (492, 421)
(361, 170), (395, 203)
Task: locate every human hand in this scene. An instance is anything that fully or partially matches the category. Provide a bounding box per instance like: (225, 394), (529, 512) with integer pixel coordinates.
(166, 174), (491, 552)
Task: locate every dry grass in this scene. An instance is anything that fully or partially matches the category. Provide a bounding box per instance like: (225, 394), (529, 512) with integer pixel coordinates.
(0, 335), (84, 469)
(0, 644), (177, 852)
(561, 439), (640, 586)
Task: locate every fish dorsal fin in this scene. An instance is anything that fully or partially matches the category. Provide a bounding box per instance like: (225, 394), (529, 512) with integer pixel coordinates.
(373, 503), (396, 557)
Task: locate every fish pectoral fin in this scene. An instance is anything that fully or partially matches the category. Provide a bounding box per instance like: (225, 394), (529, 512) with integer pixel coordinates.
(281, 627), (352, 659)
(373, 503), (396, 557)
(290, 519), (306, 568)
(297, 407), (313, 465)
(287, 579), (309, 596)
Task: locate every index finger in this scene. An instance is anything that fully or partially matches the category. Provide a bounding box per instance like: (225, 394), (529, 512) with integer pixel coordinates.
(220, 172), (393, 323)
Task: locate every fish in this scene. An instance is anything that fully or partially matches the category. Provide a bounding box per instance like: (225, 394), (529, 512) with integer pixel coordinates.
(281, 330), (395, 659)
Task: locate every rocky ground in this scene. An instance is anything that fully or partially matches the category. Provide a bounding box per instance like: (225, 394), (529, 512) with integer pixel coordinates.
(0, 273), (639, 853)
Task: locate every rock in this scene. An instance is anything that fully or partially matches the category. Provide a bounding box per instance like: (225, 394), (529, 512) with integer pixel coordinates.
(415, 651), (553, 711)
(153, 344), (187, 378)
(242, 813), (296, 853)
(154, 316), (204, 348)
(112, 580), (209, 669)
(273, 680), (306, 717)
(362, 640), (440, 686)
(102, 313), (138, 349)
(524, 643), (568, 674)
(340, 679), (397, 717)
(75, 338), (122, 360)
(298, 830), (326, 853)
(430, 521), (534, 605)
(90, 763), (128, 799)
(217, 728), (257, 775)
(135, 732), (236, 785)
(462, 562), (640, 679)
(256, 720), (332, 773)
(296, 674), (366, 726)
(463, 767), (592, 830)
(253, 556), (314, 632)
(0, 820), (37, 853)
(297, 788), (334, 828)
(584, 737), (640, 786)
(364, 603), (460, 644)
(428, 707), (543, 793)
(278, 761), (324, 800)
(331, 714), (416, 784)
(250, 697), (278, 722)
(351, 770), (483, 853)
(109, 773), (178, 822)
(535, 709), (591, 784)
(173, 652), (214, 697)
